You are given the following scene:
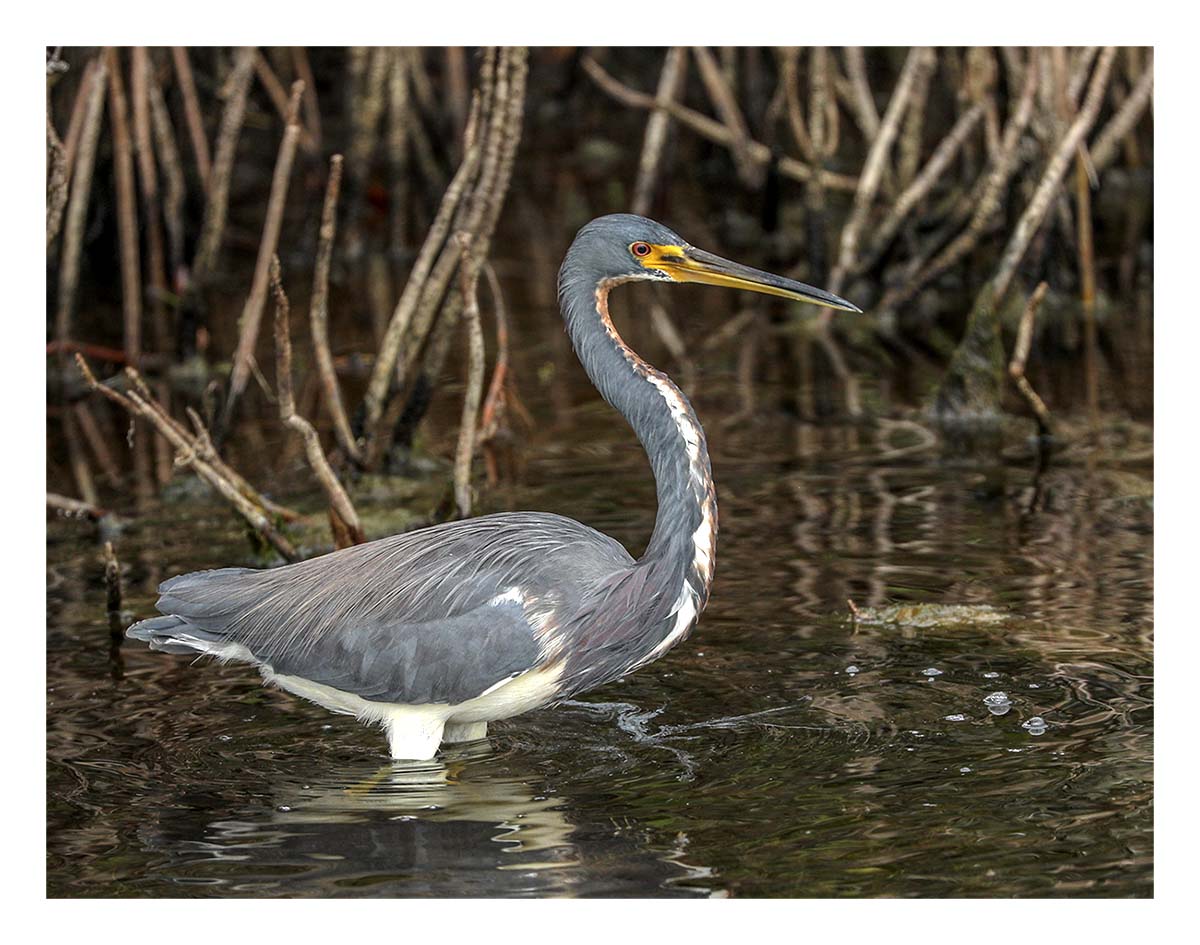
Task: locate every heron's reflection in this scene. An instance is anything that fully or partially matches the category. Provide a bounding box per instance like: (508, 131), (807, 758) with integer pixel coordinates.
(138, 739), (716, 896)
(273, 745), (579, 870)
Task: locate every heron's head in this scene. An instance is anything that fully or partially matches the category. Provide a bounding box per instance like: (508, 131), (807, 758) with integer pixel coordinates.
(566, 213), (861, 313)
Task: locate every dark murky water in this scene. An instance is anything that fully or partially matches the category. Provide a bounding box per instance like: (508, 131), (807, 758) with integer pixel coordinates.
(47, 327), (1152, 897)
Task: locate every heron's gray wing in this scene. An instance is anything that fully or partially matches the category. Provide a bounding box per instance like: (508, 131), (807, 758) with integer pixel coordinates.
(132, 512), (633, 705)
(261, 597), (543, 704)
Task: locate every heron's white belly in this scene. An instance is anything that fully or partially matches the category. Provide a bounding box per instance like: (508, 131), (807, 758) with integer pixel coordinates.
(260, 661), (565, 760)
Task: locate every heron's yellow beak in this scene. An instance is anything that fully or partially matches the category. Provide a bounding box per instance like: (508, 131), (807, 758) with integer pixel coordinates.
(639, 244), (862, 313)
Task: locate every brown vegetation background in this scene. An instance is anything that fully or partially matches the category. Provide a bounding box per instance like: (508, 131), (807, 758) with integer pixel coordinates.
(45, 47), (1153, 555)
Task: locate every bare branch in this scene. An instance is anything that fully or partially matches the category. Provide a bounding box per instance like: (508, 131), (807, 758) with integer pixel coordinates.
(222, 79), (305, 431)
(308, 155), (361, 463)
(171, 46), (212, 189)
(271, 258), (365, 548)
(692, 46), (762, 187)
(582, 54), (858, 192)
(54, 52), (107, 347)
(829, 46), (934, 296)
(1091, 54), (1154, 174)
(991, 47), (1116, 301)
(1008, 281), (1053, 434)
(192, 46), (256, 284)
(76, 354), (299, 561)
(453, 234), (486, 518)
(632, 47), (688, 217)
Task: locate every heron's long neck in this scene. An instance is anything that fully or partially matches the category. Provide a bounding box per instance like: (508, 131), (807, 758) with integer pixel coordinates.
(560, 275), (717, 593)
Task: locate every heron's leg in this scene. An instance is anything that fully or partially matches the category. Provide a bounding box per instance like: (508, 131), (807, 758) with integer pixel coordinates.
(383, 708), (446, 761)
(443, 721), (488, 743)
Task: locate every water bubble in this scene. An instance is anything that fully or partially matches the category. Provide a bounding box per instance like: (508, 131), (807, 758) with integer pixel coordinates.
(276, 805), (292, 813)
(959, 766), (972, 773)
(982, 671), (1000, 679)
(216, 734), (232, 742)
(1027, 683), (1041, 689)
(1022, 716), (1048, 736)
(944, 714), (966, 722)
(983, 691), (1012, 716)
(922, 667), (944, 677)
(846, 665), (860, 675)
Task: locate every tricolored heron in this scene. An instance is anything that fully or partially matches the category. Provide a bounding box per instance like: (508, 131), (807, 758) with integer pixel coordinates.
(128, 214), (860, 760)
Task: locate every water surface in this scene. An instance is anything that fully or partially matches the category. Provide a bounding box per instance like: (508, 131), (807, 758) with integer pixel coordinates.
(47, 352), (1152, 897)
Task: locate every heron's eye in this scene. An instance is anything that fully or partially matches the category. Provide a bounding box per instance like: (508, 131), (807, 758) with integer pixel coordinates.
(630, 242), (652, 258)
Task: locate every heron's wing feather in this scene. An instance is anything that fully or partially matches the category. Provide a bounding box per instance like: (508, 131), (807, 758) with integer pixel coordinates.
(133, 512), (633, 705)
(262, 597), (543, 704)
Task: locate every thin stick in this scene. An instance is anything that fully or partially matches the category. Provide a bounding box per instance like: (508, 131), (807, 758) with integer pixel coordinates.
(47, 492), (109, 522)
(1067, 46), (1101, 107)
(106, 48), (143, 366)
(118, 362), (300, 522)
(77, 354), (299, 561)
(401, 50), (525, 395)
(779, 48), (815, 161)
(387, 49), (528, 460)
(990, 48), (1116, 302)
(828, 46), (933, 296)
(254, 50), (317, 153)
(180, 406), (300, 523)
(271, 258), (365, 548)
(632, 47), (687, 217)
(898, 50), (934, 188)
(170, 46), (212, 189)
(453, 235), (486, 519)
(192, 46), (255, 285)
(478, 260), (512, 486)
(289, 46), (322, 149)
(309, 155), (361, 462)
(362, 96), (484, 433)
(62, 409), (99, 508)
(649, 299), (697, 394)
(387, 48), (412, 253)
(61, 58), (99, 179)
(1008, 281), (1052, 434)
(692, 46), (761, 188)
(856, 102), (986, 274)
(347, 46), (389, 190)
(842, 47), (881, 142)
(46, 113), (68, 246)
(145, 59), (187, 285)
(131, 47), (170, 354)
(1091, 55), (1154, 175)
(582, 55), (858, 192)
(878, 56), (1039, 314)
(55, 53), (107, 347)
(104, 541), (124, 645)
(73, 401), (122, 484)
(445, 46), (470, 146)
(1075, 154), (1100, 427)
(222, 80), (305, 432)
